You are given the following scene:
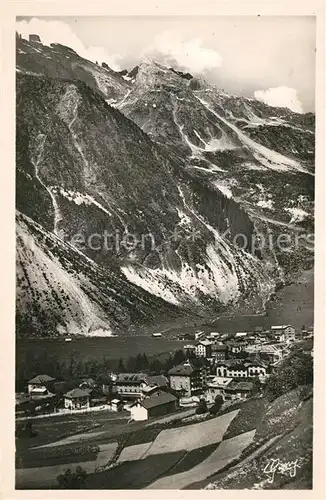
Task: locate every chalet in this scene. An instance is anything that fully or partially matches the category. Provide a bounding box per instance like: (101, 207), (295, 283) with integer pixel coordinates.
(168, 362), (203, 397)
(64, 388), (92, 410)
(224, 381), (253, 400)
(79, 378), (97, 389)
(27, 374), (56, 396)
(235, 332), (248, 338)
(271, 325), (295, 343)
(207, 332), (220, 340)
(226, 340), (248, 354)
(109, 398), (123, 412)
(144, 374), (168, 389)
(245, 344), (283, 364)
(195, 339), (213, 358)
(216, 359), (267, 379)
(183, 344), (196, 355)
(130, 391), (178, 421)
(114, 373), (169, 400)
(114, 373), (147, 399)
(205, 376), (233, 403)
(211, 344), (227, 361)
(141, 375), (169, 399)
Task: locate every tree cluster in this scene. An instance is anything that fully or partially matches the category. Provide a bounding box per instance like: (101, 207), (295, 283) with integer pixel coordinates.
(57, 466), (87, 489)
(16, 348), (192, 392)
(264, 349), (313, 402)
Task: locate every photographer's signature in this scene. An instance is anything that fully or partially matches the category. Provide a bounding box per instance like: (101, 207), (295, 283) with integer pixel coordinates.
(263, 457), (304, 483)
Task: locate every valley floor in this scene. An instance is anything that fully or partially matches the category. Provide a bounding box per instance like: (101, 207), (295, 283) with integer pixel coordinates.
(16, 387), (313, 490)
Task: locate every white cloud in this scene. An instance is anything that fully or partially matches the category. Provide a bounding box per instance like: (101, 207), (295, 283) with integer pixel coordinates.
(16, 18), (123, 71)
(143, 31), (222, 74)
(254, 86), (303, 113)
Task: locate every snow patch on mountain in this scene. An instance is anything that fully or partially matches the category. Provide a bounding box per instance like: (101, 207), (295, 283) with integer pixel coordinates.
(190, 163), (227, 174)
(177, 208), (193, 228)
(121, 265), (183, 306)
(193, 129), (237, 152)
(122, 241), (241, 307)
(242, 162), (268, 171)
(55, 187), (112, 216)
(213, 183), (233, 199)
(30, 133), (63, 235)
(196, 96), (313, 176)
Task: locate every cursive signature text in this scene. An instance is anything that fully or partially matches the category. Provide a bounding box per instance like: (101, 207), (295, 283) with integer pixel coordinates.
(263, 458), (303, 483)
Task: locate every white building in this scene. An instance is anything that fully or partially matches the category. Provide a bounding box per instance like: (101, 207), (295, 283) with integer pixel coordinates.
(27, 374), (55, 396)
(271, 325), (295, 343)
(216, 360), (268, 379)
(205, 376), (233, 403)
(64, 388), (91, 410)
(195, 340), (213, 358)
(109, 399), (123, 412)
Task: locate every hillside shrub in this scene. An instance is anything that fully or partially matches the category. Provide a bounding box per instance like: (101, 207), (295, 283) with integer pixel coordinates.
(209, 395), (224, 415)
(264, 350), (313, 402)
(57, 466), (87, 489)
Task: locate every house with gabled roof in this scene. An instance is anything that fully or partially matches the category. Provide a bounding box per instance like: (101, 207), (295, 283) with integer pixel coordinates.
(114, 373), (169, 400)
(130, 391), (178, 421)
(168, 361), (203, 396)
(224, 380), (254, 400)
(216, 359), (267, 379)
(79, 378), (97, 389)
(114, 373), (147, 399)
(64, 388), (92, 410)
(211, 344), (228, 361)
(195, 339), (213, 358)
(27, 374), (56, 396)
(271, 325), (296, 342)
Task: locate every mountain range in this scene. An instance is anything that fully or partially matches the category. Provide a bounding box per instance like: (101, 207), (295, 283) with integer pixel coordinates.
(16, 34), (315, 337)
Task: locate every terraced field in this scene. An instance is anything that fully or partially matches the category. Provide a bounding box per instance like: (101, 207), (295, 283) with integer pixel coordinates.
(143, 409), (240, 457)
(147, 430), (256, 489)
(16, 388), (313, 490)
(16, 442), (118, 489)
(119, 442), (153, 463)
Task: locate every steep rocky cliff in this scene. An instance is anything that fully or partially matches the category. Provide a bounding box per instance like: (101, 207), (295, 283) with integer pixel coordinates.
(16, 37), (314, 336)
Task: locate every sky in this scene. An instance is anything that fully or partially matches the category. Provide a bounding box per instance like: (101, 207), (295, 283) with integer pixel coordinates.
(16, 16), (316, 113)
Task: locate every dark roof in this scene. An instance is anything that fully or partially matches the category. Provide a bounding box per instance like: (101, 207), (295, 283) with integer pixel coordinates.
(64, 388), (92, 399)
(136, 391), (177, 410)
(79, 378), (97, 387)
(28, 374), (55, 384)
(116, 373), (147, 383)
(145, 375), (168, 387)
(216, 359), (245, 368)
(227, 381), (253, 392)
(168, 363), (195, 376)
(217, 359), (267, 369)
(226, 340), (248, 347)
(212, 344), (227, 351)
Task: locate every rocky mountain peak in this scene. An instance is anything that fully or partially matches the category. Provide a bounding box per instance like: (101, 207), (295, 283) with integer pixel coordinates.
(15, 36), (315, 337)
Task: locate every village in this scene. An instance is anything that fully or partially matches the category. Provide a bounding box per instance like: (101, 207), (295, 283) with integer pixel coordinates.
(16, 323), (313, 424)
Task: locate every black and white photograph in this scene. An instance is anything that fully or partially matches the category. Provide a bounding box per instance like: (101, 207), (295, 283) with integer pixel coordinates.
(12, 12), (318, 491)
